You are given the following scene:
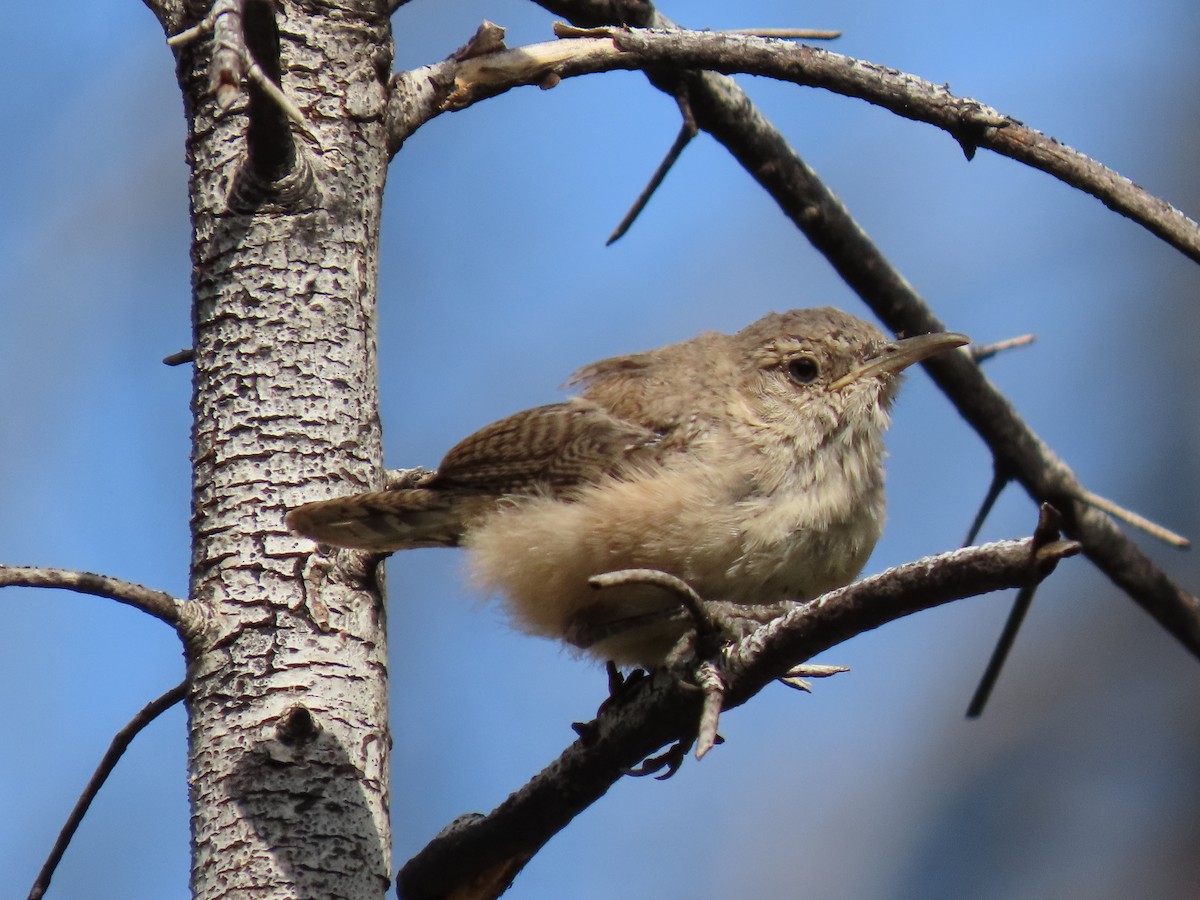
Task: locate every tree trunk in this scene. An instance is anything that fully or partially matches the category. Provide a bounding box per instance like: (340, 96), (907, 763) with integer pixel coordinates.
(175, 2), (394, 896)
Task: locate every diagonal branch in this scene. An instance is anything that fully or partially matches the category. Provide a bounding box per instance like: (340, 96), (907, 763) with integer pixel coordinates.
(386, 25), (1200, 265)
(398, 533), (1078, 900)
(168, 0), (318, 210)
(227, 0), (319, 211)
(965, 583), (1037, 719)
(26, 681), (188, 900)
(606, 109), (696, 245)
(0, 565), (189, 632)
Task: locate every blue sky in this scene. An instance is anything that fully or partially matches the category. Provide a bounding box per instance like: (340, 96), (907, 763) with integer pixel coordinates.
(2, 1), (1199, 898)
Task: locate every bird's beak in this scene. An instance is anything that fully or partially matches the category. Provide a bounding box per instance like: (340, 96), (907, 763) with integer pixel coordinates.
(830, 331), (969, 390)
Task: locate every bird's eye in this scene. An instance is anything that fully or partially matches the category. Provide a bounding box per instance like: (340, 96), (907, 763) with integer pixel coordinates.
(786, 356), (820, 385)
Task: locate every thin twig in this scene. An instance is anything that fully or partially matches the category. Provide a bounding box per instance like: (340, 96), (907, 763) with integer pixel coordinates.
(162, 348), (195, 366)
(0, 565), (187, 630)
(244, 60), (317, 139)
(607, 96), (697, 245)
(1074, 487), (1190, 548)
(167, 0), (314, 141)
(964, 464), (1011, 547)
(209, 0), (246, 111)
(723, 28), (842, 40)
(965, 584), (1036, 719)
(970, 333), (1036, 363)
(964, 505), (1063, 717)
(27, 681), (188, 900)
(783, 663), (849, 677)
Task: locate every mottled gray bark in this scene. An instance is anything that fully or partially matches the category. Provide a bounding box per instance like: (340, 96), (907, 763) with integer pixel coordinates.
(171, 2), (395, 897)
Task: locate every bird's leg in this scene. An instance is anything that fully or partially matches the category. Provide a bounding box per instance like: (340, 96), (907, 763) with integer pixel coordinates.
(585, 568), (747, 760)
(584, 568), (736, 660)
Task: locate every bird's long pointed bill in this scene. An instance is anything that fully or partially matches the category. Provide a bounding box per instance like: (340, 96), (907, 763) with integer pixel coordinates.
(831, 331), (970, 389)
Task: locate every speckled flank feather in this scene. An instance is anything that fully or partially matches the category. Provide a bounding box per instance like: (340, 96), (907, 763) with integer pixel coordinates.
(287, 307), (967, 666)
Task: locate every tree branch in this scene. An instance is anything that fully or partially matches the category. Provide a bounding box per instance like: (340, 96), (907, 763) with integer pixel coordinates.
(27, 682), (188, 900)
(965, 583), (1037, 719)
(386, 25), (1200, 265)
(398, 532), (1078, 900)
(225, 0), (319, 211)
(606, 109), (695, 245)
(969, 333), (1036, 365)
(0, 565), (189, 632)
(167, 0), (318, 210)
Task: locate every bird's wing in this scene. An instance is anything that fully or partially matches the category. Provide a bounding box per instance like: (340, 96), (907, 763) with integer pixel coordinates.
(287, 399), (664, 551)
(433, 398), (662, 495)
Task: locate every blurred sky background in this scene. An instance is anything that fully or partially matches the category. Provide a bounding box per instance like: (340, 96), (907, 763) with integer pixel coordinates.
(3, 1), (1200, 898)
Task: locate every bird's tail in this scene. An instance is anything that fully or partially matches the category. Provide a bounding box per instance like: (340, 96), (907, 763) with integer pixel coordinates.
(286, 488), (467, 551)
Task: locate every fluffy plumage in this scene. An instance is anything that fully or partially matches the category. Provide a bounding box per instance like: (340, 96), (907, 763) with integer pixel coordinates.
(287, 308), (967, 665)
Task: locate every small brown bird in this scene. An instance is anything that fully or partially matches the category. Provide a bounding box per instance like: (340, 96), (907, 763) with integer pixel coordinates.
(288, 308), (967, 666)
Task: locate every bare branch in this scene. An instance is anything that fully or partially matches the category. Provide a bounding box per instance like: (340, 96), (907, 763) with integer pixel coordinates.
(388, 26), (1200, 265)
(162, 348), (195, 366)
(964, 504), (1065, 717)
(27, 681), (187, 900)
(970, 333), (1036, 364)
(1074, 487), (1190, 548)
(0, 565), (188, 631)
(182, 0), (247, 112)
(167, 0), (316, 152)
(680, 71), (1200, 654)
(399, 533), (1078, 899)
(607, 102), (697, 245)
(601, 26), (1200, 264)
(724, 28), (842, 40)
(964, 463), (1011, 547)
(965, 583), (1036, 719)
(227, 0), (320, 211)
(243, 61), (317, 140)
(212, 1), (249, 114)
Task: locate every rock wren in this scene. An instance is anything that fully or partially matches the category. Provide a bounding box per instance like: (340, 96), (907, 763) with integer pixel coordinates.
(288, 308), (967, 666)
